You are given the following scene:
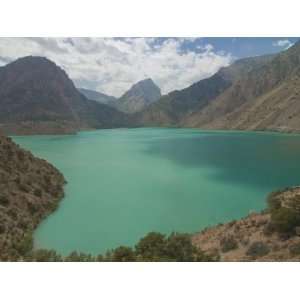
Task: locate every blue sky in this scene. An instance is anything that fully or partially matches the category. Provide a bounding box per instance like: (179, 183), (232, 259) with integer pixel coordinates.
(0, 37), (298, 96)
(187, 37), (299, 58)
(152, 37), (299, 58)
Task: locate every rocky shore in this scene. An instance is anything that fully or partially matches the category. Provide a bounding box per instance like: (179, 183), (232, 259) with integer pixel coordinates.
(192, 187), (300, 261)
(0, 134), (66, 261)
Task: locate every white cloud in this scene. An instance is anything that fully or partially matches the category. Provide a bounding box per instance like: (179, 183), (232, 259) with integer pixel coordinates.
(0, 38), (232, 97)
(272, 39), (294, 50)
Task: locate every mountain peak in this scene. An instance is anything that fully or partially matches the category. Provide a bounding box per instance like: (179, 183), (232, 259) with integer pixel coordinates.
(9, 55), (59, 69)
(113, 78), (161, 113)
(128, 78), (160, 93)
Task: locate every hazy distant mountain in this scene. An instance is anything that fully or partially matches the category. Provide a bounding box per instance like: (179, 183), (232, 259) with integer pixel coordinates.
(112, 78), (161, 113)
(0, 56), (128, 134)
(134, 54), (275, 126)
(78, 88), (117, 105)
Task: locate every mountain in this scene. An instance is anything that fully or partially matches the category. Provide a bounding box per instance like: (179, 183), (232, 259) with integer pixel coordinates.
(134, 55), (275, 126)
(0, 133), (65, 260)
(182, 42), (300, 132)
(112, 78), (161, 113)
(78, 88), (117, 105)
(0, 56), (128, 134)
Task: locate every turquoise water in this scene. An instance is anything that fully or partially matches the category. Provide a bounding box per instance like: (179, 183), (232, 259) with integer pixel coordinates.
(13, 128), (300, 255)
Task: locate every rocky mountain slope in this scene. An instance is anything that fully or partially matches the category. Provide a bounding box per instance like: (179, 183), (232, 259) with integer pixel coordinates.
(192, 187), (300, 261)
(112, 78), (161, 113)
(0, 133), (65, 261)
(134, 55), (274, 126)
(0, 56), (128, 134)
(78, 88), (117, 105)
(183, 42), (300, 132)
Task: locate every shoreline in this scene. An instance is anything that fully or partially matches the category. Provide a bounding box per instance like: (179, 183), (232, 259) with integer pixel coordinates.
(9, 128), (300, 261)
(9, 125), (300, 137)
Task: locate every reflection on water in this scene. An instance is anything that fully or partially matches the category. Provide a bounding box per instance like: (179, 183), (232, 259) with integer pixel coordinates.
(144, 131), (300, 189)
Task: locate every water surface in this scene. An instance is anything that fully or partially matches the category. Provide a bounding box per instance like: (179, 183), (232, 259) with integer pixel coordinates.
(13, 128), (300, 255)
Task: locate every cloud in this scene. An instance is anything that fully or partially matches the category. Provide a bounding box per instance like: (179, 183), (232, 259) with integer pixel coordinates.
(0, 38), (232, 97)
(272, 39), (294, 50)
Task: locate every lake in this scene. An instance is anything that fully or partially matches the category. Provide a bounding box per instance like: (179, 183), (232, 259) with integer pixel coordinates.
(13, 128), (300, 255)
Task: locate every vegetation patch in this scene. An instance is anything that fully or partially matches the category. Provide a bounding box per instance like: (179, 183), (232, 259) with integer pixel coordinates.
(220, 235), (238, 253)
(267, 189), (300, 234)
(289, 242), (300, 256)
(246, 241), (270, 258)
(23, 232), (217, 262)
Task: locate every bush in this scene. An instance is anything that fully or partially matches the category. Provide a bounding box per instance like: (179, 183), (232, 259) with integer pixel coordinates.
(0, 194), (9, 206)
(0, 223), (5, 234)
(220, 235), (238, 253)
(135, 232), (216, 262)
(112, 246), (136, 262)
(164, 233), (196, 261)
(246, 241), (270, 259)
(267, 189), (300, 234)
(16, 232), (33, 255)
(270, 207), (300, 234)
(64, 251), (94, 262)
(34, 188), (42, 198)
(289, 242), (300, 256)
(28, 249), (63, 262)
(267, 191), (282, 212)
(135, 232), (166, 260)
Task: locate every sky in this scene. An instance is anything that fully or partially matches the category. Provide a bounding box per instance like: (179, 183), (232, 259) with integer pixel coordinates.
(0, 37), (298, 97)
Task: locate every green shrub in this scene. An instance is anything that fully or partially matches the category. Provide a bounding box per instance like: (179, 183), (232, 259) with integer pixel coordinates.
(64, 251), (94, 262)
(246, 241), (270, 258)
(220, 235), (238, 253)
(135, 232), (166, 260)
(0, 223), (5, 234)
(0, 194), (9, 206)
(289, 242), (300, 256)
(134, 231), (216, 262)
(267, 191), (282, 212)
(16, 232), (33, 255)
(270, 207), (300, 234)
(34, 188), (42, 198)
(164, 233), (194, 261)
(266, 190), (300, 234)
(28, 249), (63, 262)
(112, 246), (136, 262)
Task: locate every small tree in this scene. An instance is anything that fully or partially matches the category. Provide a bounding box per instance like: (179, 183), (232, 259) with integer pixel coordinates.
(112, 246), (136, 262)
(135, 232), (166, 260)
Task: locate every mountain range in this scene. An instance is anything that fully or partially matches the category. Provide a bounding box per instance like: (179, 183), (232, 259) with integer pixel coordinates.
(135, 41), (300, 133)
(79, 78), (161, 114)
(1, 41), (300, 134)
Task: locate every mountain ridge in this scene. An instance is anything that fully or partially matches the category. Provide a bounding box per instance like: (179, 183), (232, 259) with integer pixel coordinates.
(133, 54), (275, 127)
(78, 88), (117, 105)
(182, 42), (300, 131)
(0, 56), (129, 134)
